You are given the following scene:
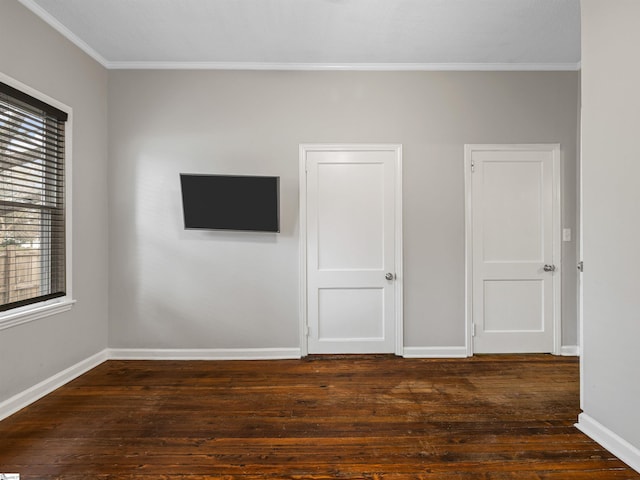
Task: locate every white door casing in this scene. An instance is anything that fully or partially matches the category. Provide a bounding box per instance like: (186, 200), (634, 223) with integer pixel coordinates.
(299, 144), (403, 355)
(465, 144), (561, 355)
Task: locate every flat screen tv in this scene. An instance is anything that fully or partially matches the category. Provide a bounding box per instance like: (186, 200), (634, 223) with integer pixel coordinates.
(180, 174), (280, 232)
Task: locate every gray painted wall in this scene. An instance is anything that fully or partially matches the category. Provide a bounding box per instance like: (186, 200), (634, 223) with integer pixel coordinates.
(0, 1), (581, 408)
(0, 1), (109, 401)
(108, 70), (580, 351)
(581, 0), (640, 450)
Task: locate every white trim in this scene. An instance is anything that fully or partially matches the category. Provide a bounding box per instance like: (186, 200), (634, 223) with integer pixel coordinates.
(298, 144), (404, 356)
(464, 144), (562, 355)
(298, 145), (309, 357)
(578, 99), (585, 409)
(0, 349), (108, 421)
(104, 61), (582, 71)
(576, 413), (640, 473)
(394, 146), (404, 355)
(0, 72), (75, 330)
(12, 0), (583, 72)
(464, 145), (474, 357)
(560, 345), (580, 356)
(551, 145), (562, 355)
(0, 347), (300, 421)
(403, 346), (469, 358)
(108, 348), (302, 361)
(0, 299), (76, 331)
(17, 0), (109, 67)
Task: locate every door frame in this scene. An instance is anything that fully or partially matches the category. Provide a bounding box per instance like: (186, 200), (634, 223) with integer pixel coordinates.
(299, 144), (404, 357)
(464, 144), (562, 356)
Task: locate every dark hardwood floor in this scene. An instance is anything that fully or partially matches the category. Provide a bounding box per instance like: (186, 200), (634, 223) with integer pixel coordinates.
(1, 355), (638, 479)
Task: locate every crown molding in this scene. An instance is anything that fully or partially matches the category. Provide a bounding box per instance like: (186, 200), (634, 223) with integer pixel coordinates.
(17, 0), (581, 73)
(18, 0), (109, 67)
(105, 61), (582, 71)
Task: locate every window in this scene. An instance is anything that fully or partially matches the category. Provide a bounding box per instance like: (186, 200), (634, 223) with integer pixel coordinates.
(0, 80), (68, 314)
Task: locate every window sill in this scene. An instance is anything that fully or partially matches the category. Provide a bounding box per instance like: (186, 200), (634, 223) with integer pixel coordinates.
(0, 299), (77, 332)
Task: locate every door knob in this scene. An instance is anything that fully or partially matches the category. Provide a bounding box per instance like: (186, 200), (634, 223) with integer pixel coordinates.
(543, 264), (556, 272)
(385, 273), (394, 280)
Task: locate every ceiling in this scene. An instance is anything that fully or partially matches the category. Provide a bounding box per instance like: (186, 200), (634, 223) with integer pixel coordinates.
(19, 0), (581, 70)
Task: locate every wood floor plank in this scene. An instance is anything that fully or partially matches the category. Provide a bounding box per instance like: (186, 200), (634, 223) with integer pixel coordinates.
(0, 355), (638, 479)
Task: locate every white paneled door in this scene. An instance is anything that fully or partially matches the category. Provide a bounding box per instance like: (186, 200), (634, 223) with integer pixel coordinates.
(301, 145), (402, 354)
(467, 145), (561, 354)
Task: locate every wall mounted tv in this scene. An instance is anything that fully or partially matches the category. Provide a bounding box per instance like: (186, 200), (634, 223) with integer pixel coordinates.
(180, 174), (280, 232)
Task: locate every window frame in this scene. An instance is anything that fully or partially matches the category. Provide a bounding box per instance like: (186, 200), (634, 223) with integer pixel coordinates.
(0, 72), (74, 331)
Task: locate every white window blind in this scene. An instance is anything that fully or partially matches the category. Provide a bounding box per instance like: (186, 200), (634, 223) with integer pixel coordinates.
(0, 81), (67, 312)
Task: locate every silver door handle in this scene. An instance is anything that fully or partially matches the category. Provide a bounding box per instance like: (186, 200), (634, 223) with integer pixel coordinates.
(385, 273), (394, 280)
(543, 264), (556, 272)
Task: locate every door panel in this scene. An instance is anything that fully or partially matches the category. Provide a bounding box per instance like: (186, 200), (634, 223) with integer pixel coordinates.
(304, 146), (400, 354)
(318, 288), (384, 340)
(316, 162), (385, 270)
(469, 145), (559, 354)
(483, 280), (544, 332)
(481, 159), (544, 262)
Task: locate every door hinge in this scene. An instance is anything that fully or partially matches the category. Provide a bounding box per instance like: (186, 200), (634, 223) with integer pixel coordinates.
(472, 323), (477, 337)
(304, 325), (310, 337)
(577, 261), (584, 272)
(471, 161), (475, 173)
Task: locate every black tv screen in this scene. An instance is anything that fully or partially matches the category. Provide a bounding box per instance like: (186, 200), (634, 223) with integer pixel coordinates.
(180, 174), (280, 232)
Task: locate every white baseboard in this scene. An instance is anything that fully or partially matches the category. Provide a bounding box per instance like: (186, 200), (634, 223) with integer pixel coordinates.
(403, 346), (469, 358)
(403, 346), (580, 358)
(0, 347), (301, 421)
(2, 344), (588, 427)
(0, 349), (108, 421)
(107, 347), (302, 361)
(576, 413), (640, 473)
(560, 345), (580, 356)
